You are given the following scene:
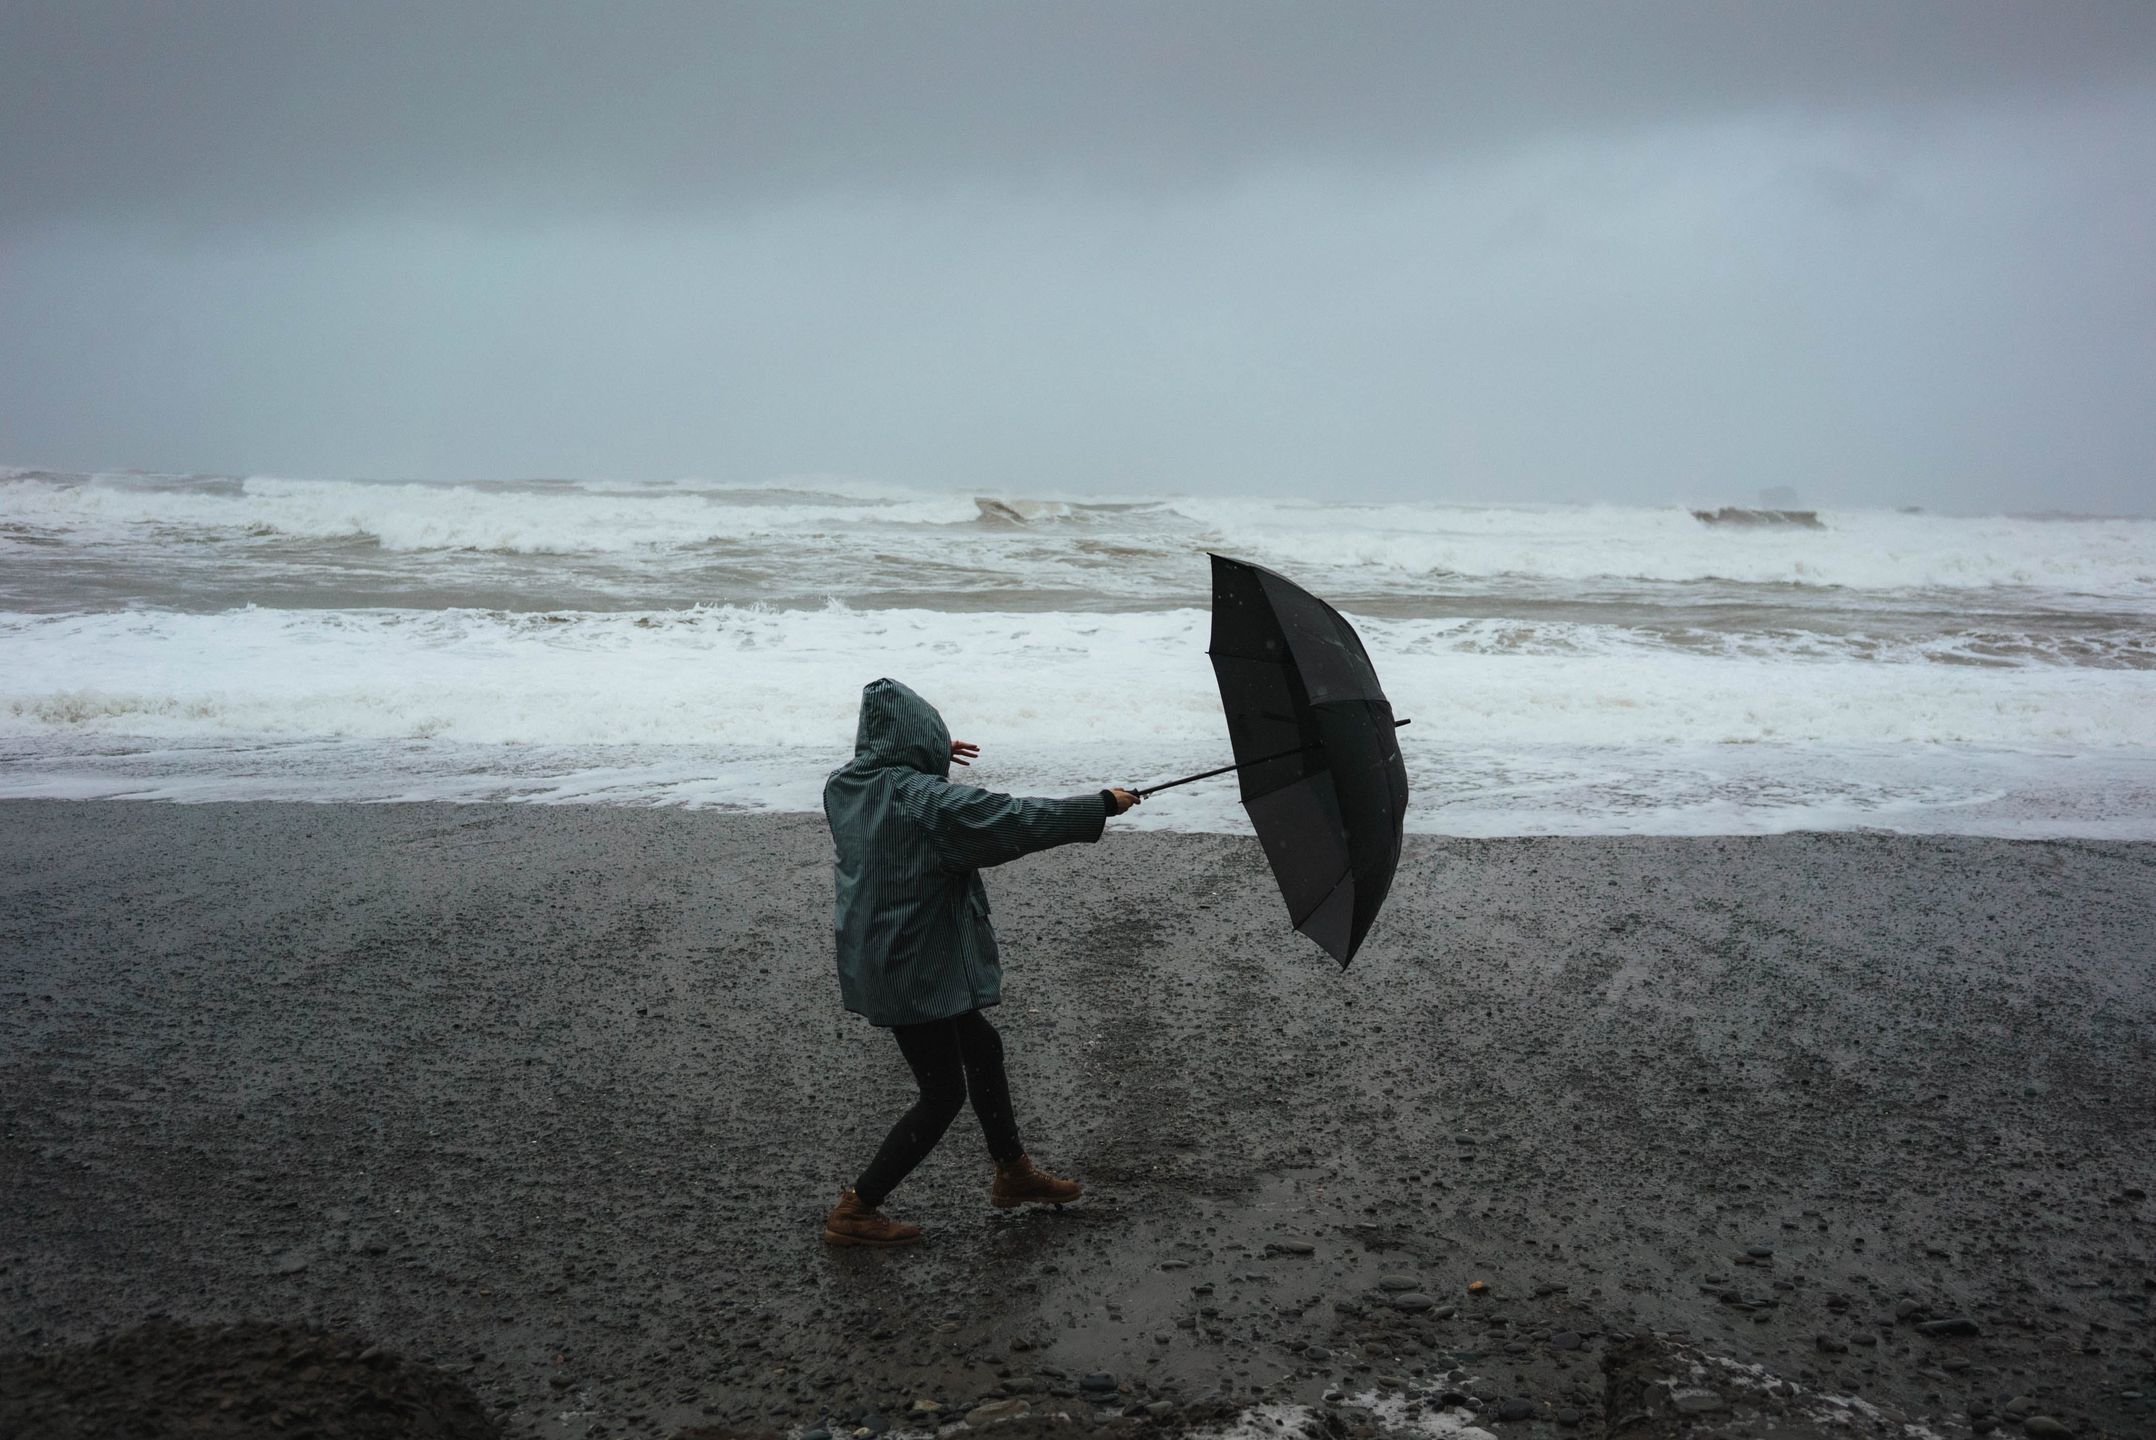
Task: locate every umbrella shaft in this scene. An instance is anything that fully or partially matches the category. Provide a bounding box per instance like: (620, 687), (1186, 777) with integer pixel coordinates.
(1135, 718), (1410, 798)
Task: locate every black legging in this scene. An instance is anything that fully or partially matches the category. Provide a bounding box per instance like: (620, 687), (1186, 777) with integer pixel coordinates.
(853, 1009), (1022, 1207)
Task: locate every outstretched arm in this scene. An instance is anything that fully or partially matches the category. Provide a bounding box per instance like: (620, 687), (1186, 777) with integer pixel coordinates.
(898, 774), (1138, 871)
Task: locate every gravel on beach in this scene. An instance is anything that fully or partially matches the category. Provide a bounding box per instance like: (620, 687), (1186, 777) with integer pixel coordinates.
(2, 801), (2152, 1438)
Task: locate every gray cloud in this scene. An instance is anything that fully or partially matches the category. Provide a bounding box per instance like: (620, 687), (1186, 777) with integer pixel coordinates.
(2, 3), (2153, 513)
(6, 1), (2153, 226)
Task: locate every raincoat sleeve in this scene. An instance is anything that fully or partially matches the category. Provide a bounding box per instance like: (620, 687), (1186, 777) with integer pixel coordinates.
(894, 775), (1109, 872)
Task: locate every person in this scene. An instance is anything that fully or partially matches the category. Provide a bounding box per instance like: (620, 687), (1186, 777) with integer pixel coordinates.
(820, 678), (1141, 1247)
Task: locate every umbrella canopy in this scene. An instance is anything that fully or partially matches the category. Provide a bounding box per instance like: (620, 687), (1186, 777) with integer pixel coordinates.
(1204, 553), (1409, 966)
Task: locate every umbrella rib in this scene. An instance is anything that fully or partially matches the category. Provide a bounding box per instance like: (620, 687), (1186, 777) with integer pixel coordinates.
(1290, 867), (1353, 932)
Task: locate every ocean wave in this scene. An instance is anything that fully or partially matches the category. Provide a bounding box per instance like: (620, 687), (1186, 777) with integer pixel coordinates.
(1169, 497), (2156, 598)
(0, 473), (982, 553)
(6, 470), (2152, 600)
(4, 604), (2151, 752)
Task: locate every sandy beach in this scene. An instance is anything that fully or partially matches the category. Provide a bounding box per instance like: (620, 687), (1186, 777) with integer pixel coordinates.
(2, 800), (2151, 1437)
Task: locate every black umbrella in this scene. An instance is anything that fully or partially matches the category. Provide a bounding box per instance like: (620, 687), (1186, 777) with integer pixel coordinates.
(1138, 554), (1410, 966)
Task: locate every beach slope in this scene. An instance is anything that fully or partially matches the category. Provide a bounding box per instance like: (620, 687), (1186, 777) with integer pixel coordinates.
(1, 802), (2150, 1436)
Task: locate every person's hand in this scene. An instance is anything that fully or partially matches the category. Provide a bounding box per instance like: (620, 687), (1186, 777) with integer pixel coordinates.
(1106, 787), (1142, 814)
(950, 740), (980, 767)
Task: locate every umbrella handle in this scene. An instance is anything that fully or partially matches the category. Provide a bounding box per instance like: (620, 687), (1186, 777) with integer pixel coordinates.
(1134, 718), (1410, 798)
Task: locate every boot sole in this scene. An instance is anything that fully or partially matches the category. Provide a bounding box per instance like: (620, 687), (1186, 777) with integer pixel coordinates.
(823, 1227), (922, 1247)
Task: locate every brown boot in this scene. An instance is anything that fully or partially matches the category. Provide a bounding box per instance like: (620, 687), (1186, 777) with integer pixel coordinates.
(990, 1153), (1083, 1209)
(822, 1188), (923, 1247)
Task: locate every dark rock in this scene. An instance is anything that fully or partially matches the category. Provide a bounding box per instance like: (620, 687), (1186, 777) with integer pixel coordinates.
(1918, 1316), (1981, 1337)
(1495, 1397), (1535, 1421)
(1550, 1331), (1583, 1351)
(1554, 1408), (1582, 1428)
(1377, 1274), (1417, 1291)
(1602, 1334), (1936, 1439)
(1080, 1373), (1117, 1393)
(1392, 1293), (1435, 1312)
(2021, 1421), (2073, 1438)
(0, 1320), (498, 1439)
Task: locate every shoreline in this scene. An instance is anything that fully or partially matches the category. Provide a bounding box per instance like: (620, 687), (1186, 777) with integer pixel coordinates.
(3, 801), (2152, 1437)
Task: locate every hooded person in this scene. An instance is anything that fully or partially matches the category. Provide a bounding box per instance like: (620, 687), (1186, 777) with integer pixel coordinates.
(820, 678), (1140, 1247)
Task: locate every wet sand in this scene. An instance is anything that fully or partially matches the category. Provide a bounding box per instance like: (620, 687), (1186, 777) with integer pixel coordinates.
(2, 801), (2151, 1438)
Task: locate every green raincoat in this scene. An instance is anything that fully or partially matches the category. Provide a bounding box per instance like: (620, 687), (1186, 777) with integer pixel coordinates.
(824, 678), (1111, 1027)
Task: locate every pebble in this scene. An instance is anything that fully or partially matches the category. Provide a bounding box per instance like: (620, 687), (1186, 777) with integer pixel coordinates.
(1303, 1347), (1332, 1363)
(1392, 1293), (1436, 1312)
(1746, 1245), (1774, 1258)
(1145, 1401), (1175, 1420)
(1673, 1393), (1725, 1414)
(1549, 1331), (1582, 1351)
(1894, 1299), (1923, 1320)
(1554, 1408), (1582, 1428)
(1495, 1398), (1535, 1421)
(2004, 1396), (2037, 1418)
(1267, 1240), (1316, 1256)
(1377, 1274), (1417, 1291)
(1080, 1373), (1117, 1393)
(2021, 1421), (2073, 1439)
(965, 1399), (1031, 1427)
(861, 1413), (890, 1435)
(1918, 1316), (1981, 1337)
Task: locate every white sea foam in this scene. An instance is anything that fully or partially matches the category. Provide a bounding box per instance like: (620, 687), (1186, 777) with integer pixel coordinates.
(6, 471), (2153, 600)
(1171, 496), (2156, 598)
(3, 604), (2153, 834)
(6, 605), (2152, 752)
(0, 473), (982, 554)
(5, 467), (2152, 833)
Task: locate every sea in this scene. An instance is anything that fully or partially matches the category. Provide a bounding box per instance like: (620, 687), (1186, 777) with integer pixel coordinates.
(3, 466), (2153, 837)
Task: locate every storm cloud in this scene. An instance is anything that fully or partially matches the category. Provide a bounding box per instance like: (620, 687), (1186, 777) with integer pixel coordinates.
(4, 2), (2153, 511)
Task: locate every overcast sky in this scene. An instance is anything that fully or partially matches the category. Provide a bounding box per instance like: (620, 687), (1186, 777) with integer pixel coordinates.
(3, 2), (2153, 513)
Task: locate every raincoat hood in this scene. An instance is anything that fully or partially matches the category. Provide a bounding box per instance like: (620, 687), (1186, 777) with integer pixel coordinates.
(849, 678), (952, 779)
